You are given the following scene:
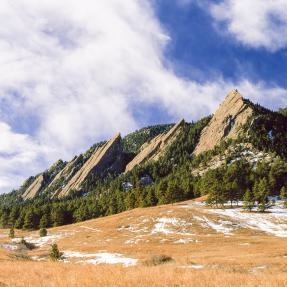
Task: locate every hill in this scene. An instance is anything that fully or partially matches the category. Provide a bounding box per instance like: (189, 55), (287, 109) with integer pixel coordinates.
(0, 198), (287, 286)
(0, 89), (287, 231)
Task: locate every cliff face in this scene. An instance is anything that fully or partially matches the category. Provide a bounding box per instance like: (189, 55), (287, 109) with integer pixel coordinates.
(193, 90), (253, 155)
(125, 119), (185, 172)
(21, 160), (66, 200)
(58, 133), (124, 197)
(21, 175), (44, 200)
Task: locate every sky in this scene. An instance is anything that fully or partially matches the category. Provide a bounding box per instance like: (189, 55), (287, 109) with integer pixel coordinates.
(0, 0), (287, 193)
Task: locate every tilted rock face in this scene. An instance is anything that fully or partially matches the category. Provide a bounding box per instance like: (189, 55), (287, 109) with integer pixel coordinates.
(58, 133), (124, 197)
(125, 119), (185, 172)
(21, 159), (65, 200)
(22, 174), (44, 200)
(48, 156), (83, 198)
(193, 90), (253, 155)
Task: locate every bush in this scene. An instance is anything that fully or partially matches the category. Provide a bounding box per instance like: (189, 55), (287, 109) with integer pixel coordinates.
(39, 228), (47, 237)
(9, 227), (15, 239)
(143, 255), (173, 266)
(20, 238), (36, 250)
(49, 243), (63, 261)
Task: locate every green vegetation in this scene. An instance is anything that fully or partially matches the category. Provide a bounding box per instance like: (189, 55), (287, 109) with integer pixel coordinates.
(0, 103), (286, 229)
(9, 227), (15, 238)
(49, 243), (63, 261)
(122, 124), (173, 153)
(39, 228), (47, 237)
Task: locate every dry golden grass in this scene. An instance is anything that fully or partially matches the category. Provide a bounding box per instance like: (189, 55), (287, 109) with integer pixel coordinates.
(0, 261), (287, 287)
(0, 199), (287, 286)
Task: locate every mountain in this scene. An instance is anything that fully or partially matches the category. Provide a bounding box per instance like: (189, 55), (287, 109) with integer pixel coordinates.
(58, 133), (124, 197)
(125, 119), (185, 172)
(193, 90), (253, 155)
(0, 89), (287, 231)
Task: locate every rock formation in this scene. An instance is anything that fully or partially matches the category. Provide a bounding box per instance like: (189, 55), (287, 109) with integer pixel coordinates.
(193, 90), (253, 155)
(58, 133), (124, 197)
(22, 174), (44, 200)
(125, 119), (185, 172)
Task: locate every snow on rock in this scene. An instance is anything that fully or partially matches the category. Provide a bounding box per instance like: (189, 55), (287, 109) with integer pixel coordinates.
(63, 251), (138, 267)
(208, 204), (287, 237)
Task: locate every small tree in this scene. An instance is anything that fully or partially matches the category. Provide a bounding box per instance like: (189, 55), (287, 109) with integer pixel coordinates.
(39, 228), (47, 237)
(243, 189), (254, 212)
(9, 227), (15, 239)
(280, 186), (287, 208)
(49, 243), (63, 261)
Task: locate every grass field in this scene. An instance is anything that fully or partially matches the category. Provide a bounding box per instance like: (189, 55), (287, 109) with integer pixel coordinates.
(0, 199), (287, 286)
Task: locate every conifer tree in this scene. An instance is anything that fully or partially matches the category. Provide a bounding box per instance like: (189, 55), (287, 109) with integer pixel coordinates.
(280, 186), (287, 208)
(49, 243), (63, 261)
(243, 189), (254, 211)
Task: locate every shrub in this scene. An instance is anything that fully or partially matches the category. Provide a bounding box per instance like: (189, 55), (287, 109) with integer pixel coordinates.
(20, 238), (36, 250)
(143, 255), (173, 266)
(9, 228), (15, 239)
(39, 228), (47, 237)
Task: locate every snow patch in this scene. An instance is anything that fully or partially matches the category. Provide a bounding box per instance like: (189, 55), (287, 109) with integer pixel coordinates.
(63, 251), (137, 267)
(193, 216), (233, 235)
(208, 204), (287, 237)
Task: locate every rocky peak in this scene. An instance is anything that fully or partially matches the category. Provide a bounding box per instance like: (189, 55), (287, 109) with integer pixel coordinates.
(193, 90), (253, 155)
(58, 133), (124, 197)
(125, 119), (185, 172)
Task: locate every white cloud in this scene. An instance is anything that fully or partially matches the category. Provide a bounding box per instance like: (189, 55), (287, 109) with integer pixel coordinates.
(210, 0), (287, 51)
(0, 0), (286, 193)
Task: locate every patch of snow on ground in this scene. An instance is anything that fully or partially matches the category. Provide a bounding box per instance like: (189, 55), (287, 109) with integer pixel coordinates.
(80, 226), (101, 232)
(63, 251), (137, 267)
(151, 218), (179, 234)
(193, 216), (234, 235)
(249, 265), (266, 273)
(208, 204), (287, 237)
(0, 243), (18, 251)
(180, 264), (204, 269)
(12, 232), (73, 247)
(174, 238), (194, 244)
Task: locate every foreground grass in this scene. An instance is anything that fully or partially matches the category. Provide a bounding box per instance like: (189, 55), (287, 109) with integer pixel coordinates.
(0, 261), (286, 287)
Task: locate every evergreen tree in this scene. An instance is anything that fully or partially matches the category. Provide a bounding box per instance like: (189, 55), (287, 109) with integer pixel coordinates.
(243, 189), (254, 212)
(9, 227), (15, 239)
(40, 228), (47, 237)
(280, 186), (287, 208)
(253, 178), (270, 212)
(49, 243), (63, 261)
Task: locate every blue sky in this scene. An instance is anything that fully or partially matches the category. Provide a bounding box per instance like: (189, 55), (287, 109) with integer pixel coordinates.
(0, 0), (286, 193)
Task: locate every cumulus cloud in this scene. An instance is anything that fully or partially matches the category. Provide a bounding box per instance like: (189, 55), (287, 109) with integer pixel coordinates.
(210, 0), (287, 51)
(0, 0), (286, 193)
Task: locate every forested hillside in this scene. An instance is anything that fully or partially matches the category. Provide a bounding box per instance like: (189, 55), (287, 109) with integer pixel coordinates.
(0, 92), (287, 230)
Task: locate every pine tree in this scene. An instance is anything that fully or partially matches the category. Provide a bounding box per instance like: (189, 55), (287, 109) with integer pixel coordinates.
(243, 189), (254, 212)
(280, 186), (287, 208)
(254, 178), (270, 212)
(40, 228), (47, 237)
(9, 227), (15, 239)
(49, 243), (63, 261)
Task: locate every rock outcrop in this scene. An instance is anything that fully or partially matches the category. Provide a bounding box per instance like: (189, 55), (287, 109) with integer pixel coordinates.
(193, 90), (253, 155)
(58, 133), (124, 197)
(125, 119), (185, 172)
(22, 174), (44, 200)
